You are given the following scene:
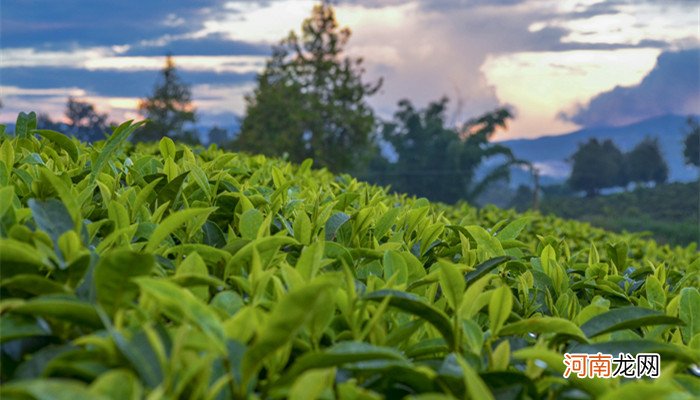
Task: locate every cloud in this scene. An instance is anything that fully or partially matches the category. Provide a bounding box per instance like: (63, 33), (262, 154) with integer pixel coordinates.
(123, 34), (270, 56)
(1, 0), (697, 137)
(1, 47), (266, 73)
(0, 0), (222, 47)
(561, 48), (700, 127)
(1, 67), (256, 98)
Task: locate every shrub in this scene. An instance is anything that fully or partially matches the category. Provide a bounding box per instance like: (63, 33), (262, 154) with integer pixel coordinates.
(0, 114), (698, 399)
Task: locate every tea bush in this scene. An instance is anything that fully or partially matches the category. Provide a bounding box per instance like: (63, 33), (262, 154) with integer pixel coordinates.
(1, 115), (699, 399)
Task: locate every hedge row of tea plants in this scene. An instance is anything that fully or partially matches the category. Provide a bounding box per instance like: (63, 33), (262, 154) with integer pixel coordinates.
(1, 114), (699, 399)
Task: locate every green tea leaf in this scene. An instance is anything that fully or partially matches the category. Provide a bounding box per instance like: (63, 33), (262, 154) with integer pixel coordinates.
(496, 217), (531, 241)
(94, 250), (155, 315)
(466, 225), (505, 257)
(239, 209), (264, 240)
(145, 207), (216, 252)
(159, 137), (176, 159)
(383, 250), (408, 286)
(1, 275), (68, 296)
(90, 369), (142, 400)
(580, 306), (684, 338)
(242, 281), (335, 384)
(1, 378), (106, 400)
(499, 317), (587, 342)
(679, 287), (700, 344)
(325, 212), (350, 241)
(176, 252), (209, 300)
(279, 342), (406, 386)
(374, 207), (400, 239)
(11, 295), (102, 328)
(465, 256), (510, 283)
(364, 289), (455, 350)
(0, 238), (45, 277)
(644, 275), (666, 311)
(90, 120), (145, 184)
(28, 198), (74, 245)
(288, 368), (335, 400)
(33, 129), (79, 161)
(156, 171), (190, 204)
(134, 278), (225, 352)
(0, 314), (51, 343)
(438, 260), (464, 311)
(569, 340), (698, 364)
(489, 285), (512, 336)
(456, 354), (495, 400)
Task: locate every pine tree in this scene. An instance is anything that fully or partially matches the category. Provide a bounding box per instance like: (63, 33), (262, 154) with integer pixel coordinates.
(236, 3), (382, 172)
(138, 54), (196, 142)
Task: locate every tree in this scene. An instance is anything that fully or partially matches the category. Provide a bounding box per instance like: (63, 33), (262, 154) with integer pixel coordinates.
(625, 137), (668, 186)
(37, 113), (61, 131)
(138, 54), (196, 142)
(377, 97), (516, 203)
(65, 97), (110, 141)
(683, 117), (699, 167)
(569, 139), (625, 196)
(208, 126), (229, 146)
(235, 2), (382, 172)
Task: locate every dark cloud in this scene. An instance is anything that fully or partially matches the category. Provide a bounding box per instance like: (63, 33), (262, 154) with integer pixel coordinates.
(567, 1), (620, 19)
(0, 0), (222, 47)
(527, 28), (667, 51)
(123, 34), (270, 57)
(561, 48), (700, 127)
(1, 67), (255, 98)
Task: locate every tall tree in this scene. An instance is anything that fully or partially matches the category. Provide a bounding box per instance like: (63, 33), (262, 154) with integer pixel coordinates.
(683, 117), (699, 167)
(625, 137), (668, 186)
(569, 139), (625, 196)
(378, 97), (516, 203)
(236, 2), (382, 172)
(138, 54), (196, 142)
(65, 97), (110, 141)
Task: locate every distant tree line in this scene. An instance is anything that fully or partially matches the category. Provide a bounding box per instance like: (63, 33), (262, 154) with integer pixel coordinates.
(569, 136), (669, 197)
(26, 1), (700, 205)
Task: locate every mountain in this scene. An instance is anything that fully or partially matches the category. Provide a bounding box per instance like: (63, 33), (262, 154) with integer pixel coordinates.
(500, 114), (698, 185)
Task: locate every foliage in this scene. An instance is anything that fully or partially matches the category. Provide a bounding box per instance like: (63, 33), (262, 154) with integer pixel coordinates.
(208, 126), (229, 147)
(625, 137), (668, 186)
(35, 98), (112, 142)
(374, 98), (517, 204)
(65, 98), (112, 142)
(1, 112), (699, 399)
(138, 54), (197, 142)
(569, 139), (625, 196)
(540, 181), (699, 246)
(683, 117), (699, 167)
(235, 3), (382, 172)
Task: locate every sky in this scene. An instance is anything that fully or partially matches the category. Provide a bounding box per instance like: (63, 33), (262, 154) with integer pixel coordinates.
(1, 0), (698, 140)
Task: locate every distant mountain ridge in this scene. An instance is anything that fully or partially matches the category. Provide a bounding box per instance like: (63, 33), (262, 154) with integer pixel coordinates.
(500, 114), (699, 184)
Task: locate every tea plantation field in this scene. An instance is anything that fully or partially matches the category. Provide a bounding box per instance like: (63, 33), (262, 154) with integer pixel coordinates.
(1, 117), (699, 399)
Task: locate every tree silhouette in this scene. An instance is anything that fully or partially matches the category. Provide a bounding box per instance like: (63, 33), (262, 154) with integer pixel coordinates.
(236, 2), (382, 172)
(625, 137), (668, 186)
(569, 139), (624, 197)
(208, 126), (229, 146)
(683, 117), (699, 167)
(378, 97), (516, 203)
(64, 98), (111, 141)
(138, 54), (196, 142)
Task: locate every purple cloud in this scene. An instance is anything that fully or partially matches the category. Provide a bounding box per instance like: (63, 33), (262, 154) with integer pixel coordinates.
(561, 48), (700, 127)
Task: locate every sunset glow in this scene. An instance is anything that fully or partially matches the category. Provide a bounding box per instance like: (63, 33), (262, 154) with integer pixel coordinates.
(1, 0), (697, 137)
